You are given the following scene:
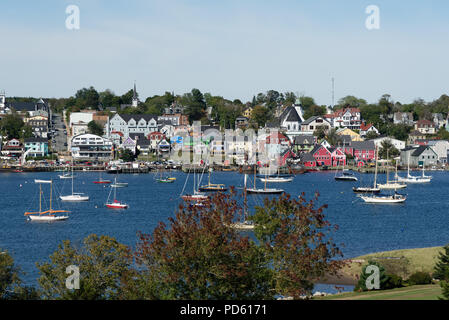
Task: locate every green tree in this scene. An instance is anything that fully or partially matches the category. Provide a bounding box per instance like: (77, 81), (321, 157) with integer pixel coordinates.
(325, 128), (339, 147)
(434, 245), (449, 280)
(87, 120), (104, 136)
(119, 149), (136, 162)
(303, 105), (326, 120)
(379, 140), (400, 159)
(251, 105), (270, 128)
(0, 114), (25, 139)
(182, 89), (206, 123)
(74, 86), (100, 109)
(314, 126), (326, 140)
(365, 131), (379, 140)
(36, 234), (131, 300)
(337, 96), (367, 108)
(251, 193), (344, 299)
(0, 249), (21, 299)
(355, 261), (389, 292)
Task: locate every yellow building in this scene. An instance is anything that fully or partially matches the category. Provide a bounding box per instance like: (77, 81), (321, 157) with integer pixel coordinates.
(243, 106), (253, 118)
(336, 128), (363, 141)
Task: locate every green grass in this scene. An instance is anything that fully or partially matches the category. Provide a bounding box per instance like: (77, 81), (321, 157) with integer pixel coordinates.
(319, 284), (442, 300)
(341, 246), (444, 280)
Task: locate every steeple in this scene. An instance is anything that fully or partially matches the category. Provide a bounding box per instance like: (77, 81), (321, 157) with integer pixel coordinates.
(132, 81), (139, 107)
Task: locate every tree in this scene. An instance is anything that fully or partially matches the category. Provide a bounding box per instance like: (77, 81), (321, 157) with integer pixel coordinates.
(337, 96), (367, 108)
(314, 126), (326, 140)
(365, 131), (379, 140)
(0, 249), (21, 299)
(325, 128), (339, 147)
(251, 105), (270, 128)
(0, 114), (24, 139)
(36, 234), (131, 300)
(379, 140), (400, 159)
(133, 190), (273, 300)
(74, 86), (100, 109)
(434, 245), (449, 280)
(183, 89), (207, 123)
(21, 124), (34, 139)
(251, 193), (344, 299)
(87, 120), (104, 136)
(354, 261), (389, 292)
(303, 105), (326, 120)
(119, 149), (135, 162)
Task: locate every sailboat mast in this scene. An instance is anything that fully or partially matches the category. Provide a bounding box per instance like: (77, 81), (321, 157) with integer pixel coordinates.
(71, 160), (74, 195)
(244, 173), (248, 220)
(386, 149), (389, 184)
(374, 147), (378, 188)
(39, 183), (42, 213)
(254, 164), (256, 189)
(50, 180), (52, 212)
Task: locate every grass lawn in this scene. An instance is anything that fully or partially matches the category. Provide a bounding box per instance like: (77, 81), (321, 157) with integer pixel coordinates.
(319, 284), (442, 300)
(340, 246), (444, 281)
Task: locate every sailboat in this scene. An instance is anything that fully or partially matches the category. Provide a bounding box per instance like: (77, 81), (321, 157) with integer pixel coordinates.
(198, 168), (228, 192)
(25, 180), (70, 221)
(397, 153), (431, 184)
(59, 167), (74, 179)
(106, 178), (128, 209)
(60, 162), (89, 201)
(230, 173), (255, 230)
(259, 167), (294, 183)
(377, 153), (407, 190)
(247, 164), (284, 194)
(93, 171), (111, 184)
(360, 148), (407, 204)
(334, 155), (357, 181)
(353, 147), (381, 193)
(156, 167), (175, 183)
(181, 165), (209, 202)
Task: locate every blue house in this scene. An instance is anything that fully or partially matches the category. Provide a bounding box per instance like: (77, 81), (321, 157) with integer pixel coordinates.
(24, 137), (49, 157)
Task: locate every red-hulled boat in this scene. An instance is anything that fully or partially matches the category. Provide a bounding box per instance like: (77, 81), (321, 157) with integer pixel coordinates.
(106, 199), (128, 209)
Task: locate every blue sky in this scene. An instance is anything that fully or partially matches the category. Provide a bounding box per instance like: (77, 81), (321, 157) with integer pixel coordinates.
(1, 0), (449, 105)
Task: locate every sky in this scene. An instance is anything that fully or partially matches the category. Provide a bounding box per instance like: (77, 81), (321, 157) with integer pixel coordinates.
(1, 0), (449, 105)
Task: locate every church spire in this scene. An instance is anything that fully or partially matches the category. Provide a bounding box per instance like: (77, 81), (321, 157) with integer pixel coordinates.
(132, 81), (138, 107)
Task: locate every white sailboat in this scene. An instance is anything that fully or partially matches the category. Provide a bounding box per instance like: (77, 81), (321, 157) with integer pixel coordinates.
(353, 147), (381, 193)
(25, 180), (70, 221)
(247, 164), (284, 194)
(230, 173), (255, 230)
(397, 153), (431, 184)
(361, 149), (407, 204)
(378, 157), (407, 190)
(60, 162), (89, 201)
(259, 167), (294, 183)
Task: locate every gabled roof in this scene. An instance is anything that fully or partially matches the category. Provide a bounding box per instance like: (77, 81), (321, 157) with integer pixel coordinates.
(411, 145), (436, 157)
(301, 116), (329, 126)
(280, 106), (303, 123)
(294, 135), (315, 145)
(351, 141), (375, 151)
(117, 114), (158, 123)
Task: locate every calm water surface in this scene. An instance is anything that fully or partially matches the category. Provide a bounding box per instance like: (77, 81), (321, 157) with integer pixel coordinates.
(1, 170), (449, 293)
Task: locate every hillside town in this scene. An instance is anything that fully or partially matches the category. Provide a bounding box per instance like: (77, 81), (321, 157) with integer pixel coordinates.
(1, 87), (449, 172)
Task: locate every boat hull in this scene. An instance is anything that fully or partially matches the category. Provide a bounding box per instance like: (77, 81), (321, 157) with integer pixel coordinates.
(361, 196), (406, 203)
(28, 215), (69, 221)
(353, 187), (381, 193)
(335, 177), (358, 181)
(246, 188), (284, 194)
(198, 186), (228, 192)
(259, 178), (294, 183)
(182, 195), (209, 202)
(106, 203), (128, 209)
(94, 181), (111, 184)
(60, 195), (89, 201)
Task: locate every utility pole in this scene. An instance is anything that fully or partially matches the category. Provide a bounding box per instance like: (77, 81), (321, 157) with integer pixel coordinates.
(332, 77), (335, 109)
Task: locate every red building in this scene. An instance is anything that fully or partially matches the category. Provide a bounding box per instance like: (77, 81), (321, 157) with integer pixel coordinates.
(349, 141), (376, 161)
(309, 145), (346, 167)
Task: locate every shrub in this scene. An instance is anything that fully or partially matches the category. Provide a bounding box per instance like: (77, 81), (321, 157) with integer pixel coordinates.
(407, 272), (432, 286)
(384, 274), (403, 290)
(354, 261), (389, 292)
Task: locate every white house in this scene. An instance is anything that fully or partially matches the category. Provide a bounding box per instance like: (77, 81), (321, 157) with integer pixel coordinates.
(371, 137), (406, 151)
(300, 116), (331, 135)
(106, 114), (158, 139)
(279, 104), (304, 139)
(325, 107), (362, 130)
(428, 140), (449, 164)
(70, 133), (113, 161)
